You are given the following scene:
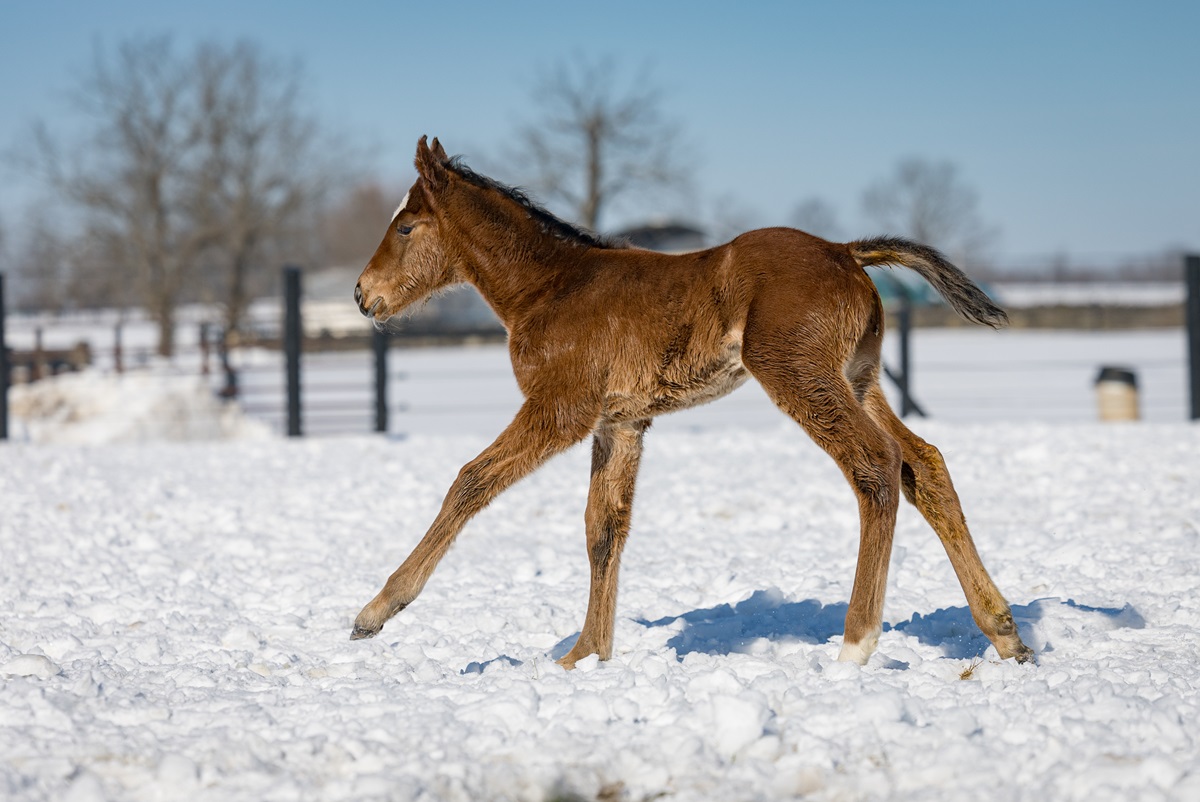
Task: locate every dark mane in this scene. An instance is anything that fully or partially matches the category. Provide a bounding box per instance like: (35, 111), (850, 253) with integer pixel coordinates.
(445, 157), (626, 250)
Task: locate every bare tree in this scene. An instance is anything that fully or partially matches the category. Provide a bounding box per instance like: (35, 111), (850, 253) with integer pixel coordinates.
(509, 57), (689, 231)
(319, 181), (399, 268)
(8, 210), (71, 313)
(790, 197), (844, 241)
(862, 158), (996, 265)
(29, 37), (214, 355)
(24, 37), (341, 355)
(704, 192), (763, 246)
(191, 41), (336, 337)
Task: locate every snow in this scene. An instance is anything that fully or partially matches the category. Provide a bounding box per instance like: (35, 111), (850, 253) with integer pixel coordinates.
(994, 282), (1184, 309)
(382, 327), (1189, 433)
(3, 401), (1200, 799)
(5, 326), (1187, 448)
(7, 370), (271, 444)
(184, 327), (1187, 439)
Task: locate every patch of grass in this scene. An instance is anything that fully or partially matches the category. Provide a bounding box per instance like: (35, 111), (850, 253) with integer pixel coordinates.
(959, 657), (984, 680)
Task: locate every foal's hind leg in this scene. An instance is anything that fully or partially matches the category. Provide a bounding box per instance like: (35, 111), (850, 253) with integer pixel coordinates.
(351, 399), (593, 640)
(862, 384), (1034, 663)
(745, 354), (903, 665)
(559, 419), (649, 668)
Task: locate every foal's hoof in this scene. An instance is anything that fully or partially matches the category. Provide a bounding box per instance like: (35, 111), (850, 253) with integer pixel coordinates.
(349, 624), (380, 641)
(1011, 643), (1035, 664)
(997, 636), (1035, 664)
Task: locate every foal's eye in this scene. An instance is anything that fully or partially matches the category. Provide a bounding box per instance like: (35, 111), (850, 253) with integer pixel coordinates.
(397, 224), (414, 236)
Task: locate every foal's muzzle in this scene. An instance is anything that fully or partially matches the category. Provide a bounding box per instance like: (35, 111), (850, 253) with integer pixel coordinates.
(354, 283), (381, 318)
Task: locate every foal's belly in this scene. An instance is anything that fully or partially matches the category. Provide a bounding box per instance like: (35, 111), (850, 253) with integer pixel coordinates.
(603, 340), (750, 423)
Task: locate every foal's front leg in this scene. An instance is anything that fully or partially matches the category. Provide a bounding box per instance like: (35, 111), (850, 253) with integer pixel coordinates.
(351, 400), (592, 640)
(558, 420), (649, 668)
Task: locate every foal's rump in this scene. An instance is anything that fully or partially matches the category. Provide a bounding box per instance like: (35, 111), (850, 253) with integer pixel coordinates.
(732, 228), (882, 369)
(732, 228), (1004, 330)
(731, 229), (1006, 390)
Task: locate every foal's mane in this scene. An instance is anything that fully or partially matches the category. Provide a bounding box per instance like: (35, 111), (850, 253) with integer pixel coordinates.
(444, 157), (626, 250)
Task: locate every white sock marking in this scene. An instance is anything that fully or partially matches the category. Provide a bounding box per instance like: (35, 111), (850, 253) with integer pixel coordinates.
(837, 627), (881, 665)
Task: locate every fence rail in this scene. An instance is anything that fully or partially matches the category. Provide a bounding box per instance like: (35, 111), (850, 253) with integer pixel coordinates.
(3, 259), (1200, 441)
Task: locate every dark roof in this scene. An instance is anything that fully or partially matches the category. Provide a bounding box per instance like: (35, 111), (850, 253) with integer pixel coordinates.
(616, 221), (708, 252)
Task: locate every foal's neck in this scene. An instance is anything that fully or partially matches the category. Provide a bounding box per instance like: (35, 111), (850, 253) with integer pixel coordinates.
(448, 192), (604, 328)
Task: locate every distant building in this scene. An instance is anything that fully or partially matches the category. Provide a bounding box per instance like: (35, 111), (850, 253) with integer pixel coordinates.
(300, 220), (711, 339)
(297, 265), (506, 340)
(616, 221), (707, 253)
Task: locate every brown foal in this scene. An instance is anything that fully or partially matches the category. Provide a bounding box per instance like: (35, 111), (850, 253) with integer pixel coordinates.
(351, 136), (1033, 668)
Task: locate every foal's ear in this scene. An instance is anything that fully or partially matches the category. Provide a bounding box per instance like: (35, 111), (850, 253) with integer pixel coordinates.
(430, 137), (449, 161)
(415, 135), (448, 187)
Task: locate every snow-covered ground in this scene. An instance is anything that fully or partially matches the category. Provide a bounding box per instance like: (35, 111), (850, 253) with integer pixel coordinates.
(7, 327), (1188, 443)
(382, 327), (1190, 434)
(3, 392), (1200, 798)
(993, 281), (1184, 308)
(6, 370), (271, 445)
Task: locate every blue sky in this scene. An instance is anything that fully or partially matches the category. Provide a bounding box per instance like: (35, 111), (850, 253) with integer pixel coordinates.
(1, 0), (1197, 266)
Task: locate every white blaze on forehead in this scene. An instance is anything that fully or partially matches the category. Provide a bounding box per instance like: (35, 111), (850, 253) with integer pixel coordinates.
(390, 190), (411, 223)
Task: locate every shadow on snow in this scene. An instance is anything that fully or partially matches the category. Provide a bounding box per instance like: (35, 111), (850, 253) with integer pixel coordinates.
(552, 589), (1149, 662)
(637, 590), (848, 658)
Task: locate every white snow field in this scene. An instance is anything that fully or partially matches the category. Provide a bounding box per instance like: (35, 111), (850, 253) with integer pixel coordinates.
(3, 413), (1200, 800)
(383, 328), (1190, 436)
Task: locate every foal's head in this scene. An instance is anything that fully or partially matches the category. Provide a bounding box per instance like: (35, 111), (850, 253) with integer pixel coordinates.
(356, 135), (618, 325)
(354, 136), (459, 324)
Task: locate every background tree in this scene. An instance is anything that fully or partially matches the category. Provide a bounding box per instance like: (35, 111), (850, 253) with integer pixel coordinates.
(790, 197), (844, 241)
(509, 57), (689, 231)
(31, 36), (211, 356)
(191, 41), (335, 339)
(8, 209), (73, 313)
(26, 36), (341, 355)
(703, 192), (763, 247)
(319, 182), (398, 268)
(862, 157), (996, 267)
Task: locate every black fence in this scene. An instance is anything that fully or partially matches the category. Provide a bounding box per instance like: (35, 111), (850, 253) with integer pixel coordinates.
(1, 274), (7, 440)
(876, 274), (925, 418)
(4, 258), (1200, 442)
(1188, 255), (1200, 420)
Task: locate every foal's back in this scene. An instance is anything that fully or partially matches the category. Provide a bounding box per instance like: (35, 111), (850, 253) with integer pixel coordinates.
(509, 227), (880, 425)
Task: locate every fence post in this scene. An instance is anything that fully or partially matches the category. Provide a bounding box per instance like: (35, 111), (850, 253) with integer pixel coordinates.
(113, 320), (124, 374)
(0, 273), (8, 441)
(283, 266), (303, 437)
(897, 290), (915, 417)
(1187, 254), (1200, 421)
(218, 328), (239, 399)
(876, 275), (926, 418)
(373, 327), (389, 433)
(199, 322), (210, 377)
(32, 326), (43, 382)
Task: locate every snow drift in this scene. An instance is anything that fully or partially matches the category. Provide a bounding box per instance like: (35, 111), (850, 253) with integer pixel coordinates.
(2, 420), (1198, 800)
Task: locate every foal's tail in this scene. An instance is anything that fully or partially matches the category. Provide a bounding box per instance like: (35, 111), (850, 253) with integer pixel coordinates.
(848, 236), (1009, 329)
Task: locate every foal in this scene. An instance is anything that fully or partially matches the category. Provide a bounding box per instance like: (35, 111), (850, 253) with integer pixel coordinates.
(351, 136), (1033, 668)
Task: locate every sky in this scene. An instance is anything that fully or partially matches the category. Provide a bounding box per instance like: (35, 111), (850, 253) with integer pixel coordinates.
(1, 0), (1198, 268)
